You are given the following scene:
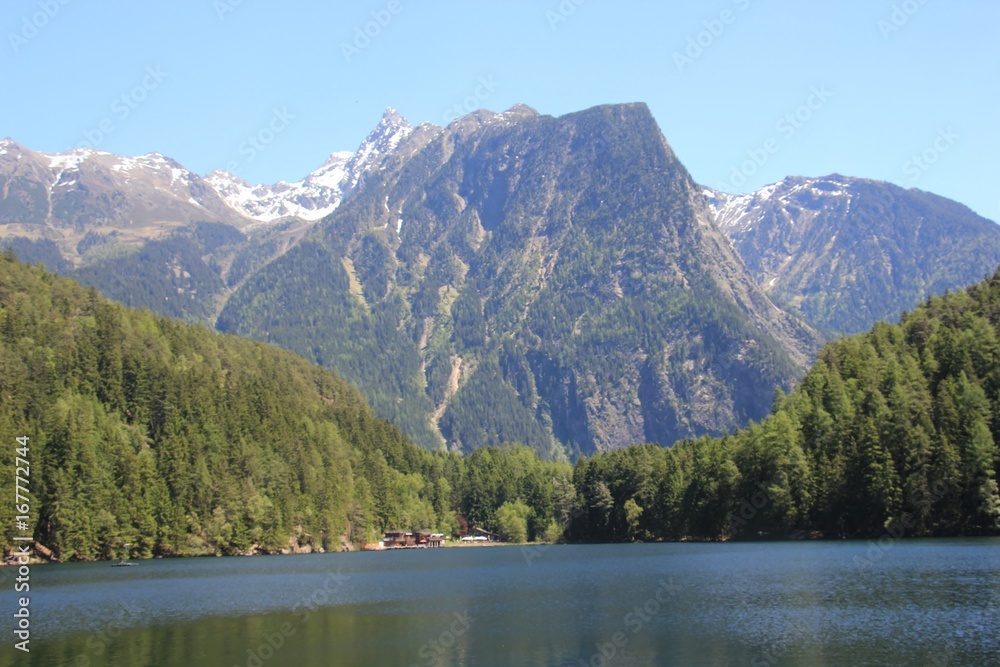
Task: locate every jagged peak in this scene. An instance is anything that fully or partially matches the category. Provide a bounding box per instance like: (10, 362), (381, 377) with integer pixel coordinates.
(379, 106), (412, 129)
(358, 108), (415, 148)
(349, 109), (416, 170)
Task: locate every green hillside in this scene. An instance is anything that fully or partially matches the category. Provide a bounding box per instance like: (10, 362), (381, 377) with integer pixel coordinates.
(0, 251), (577, 560)
(571, 269), (1000, 541)
(0, 253), (413, 556)
(3, 251), (996, 562)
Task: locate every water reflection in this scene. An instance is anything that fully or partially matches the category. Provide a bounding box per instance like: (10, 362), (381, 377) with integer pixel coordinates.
(2, 540), (997, 667)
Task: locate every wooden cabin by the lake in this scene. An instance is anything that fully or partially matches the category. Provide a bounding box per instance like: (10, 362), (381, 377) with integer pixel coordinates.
(381, 530), (445, 549)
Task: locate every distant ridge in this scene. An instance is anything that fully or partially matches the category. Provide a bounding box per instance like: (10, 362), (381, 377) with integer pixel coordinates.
(706, 175), (1000, 334)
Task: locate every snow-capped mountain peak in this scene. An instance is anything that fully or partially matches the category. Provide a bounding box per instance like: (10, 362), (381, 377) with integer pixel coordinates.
(308, 150), (353, 190)
(705, 175), (858, 235)
(704, 174), (1000, 336)
(205, 152), (351, 224)
(341, 107), (415, 193)
(0, 142), (248, 230)
(380, 106), (407, 126)
(206, 108), (417, 224)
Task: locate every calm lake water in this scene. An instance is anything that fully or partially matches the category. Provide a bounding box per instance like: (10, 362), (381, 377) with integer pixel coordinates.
(2, 540), (998, 666)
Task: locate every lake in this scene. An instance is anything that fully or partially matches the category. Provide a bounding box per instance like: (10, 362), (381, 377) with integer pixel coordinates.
(2, 540), (998, 666)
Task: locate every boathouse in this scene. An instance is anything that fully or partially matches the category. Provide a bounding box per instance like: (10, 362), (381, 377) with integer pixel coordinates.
(382, 531), (414, 548)
(381, 531), (445, 548)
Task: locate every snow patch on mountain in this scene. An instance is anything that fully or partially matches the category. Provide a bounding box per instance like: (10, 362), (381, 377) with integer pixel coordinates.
(340, 107), (413, 193)
(46, 152), (91, 171)
(109, 154), (186, 184)
(0, 142), (250, 230)
(756, 183), (779, 202)
(706, 176), (859, 235)
(706, 190), (759, 233)
(207, 108), (415, 224)
(205, 154), (349, 223)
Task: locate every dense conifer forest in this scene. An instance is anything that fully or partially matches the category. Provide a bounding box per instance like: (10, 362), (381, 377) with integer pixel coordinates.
(570, 271), (1000, 541)
(1, 253), (996, 561)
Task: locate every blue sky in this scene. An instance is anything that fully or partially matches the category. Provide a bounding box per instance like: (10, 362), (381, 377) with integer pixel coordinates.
(2, 0), (997, 219)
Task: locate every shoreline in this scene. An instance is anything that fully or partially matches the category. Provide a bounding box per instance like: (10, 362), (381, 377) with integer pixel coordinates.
(5, 534), (1000, 566)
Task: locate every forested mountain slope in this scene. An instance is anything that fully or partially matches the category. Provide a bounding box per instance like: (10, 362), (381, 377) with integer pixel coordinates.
(0, 252), (580, 560)
(0, 251), (437, 559)
(572, 266), (1000, 541)
(219, 103), (821, 457)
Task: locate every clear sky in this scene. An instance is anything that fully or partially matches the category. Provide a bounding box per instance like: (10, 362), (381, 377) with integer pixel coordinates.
(2, 0), (997, 219)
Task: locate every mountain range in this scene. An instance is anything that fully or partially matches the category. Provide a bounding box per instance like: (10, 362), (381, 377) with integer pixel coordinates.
(707, 176), (1000, 335)
(3, 103), (999, 459)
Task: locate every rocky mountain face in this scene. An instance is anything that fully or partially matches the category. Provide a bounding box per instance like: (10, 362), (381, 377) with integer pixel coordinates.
(707, 176), (1000, 335)
(218, 103), (822, 457)
(0, 139), (261, 320)
(0, 138), (247, 236)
